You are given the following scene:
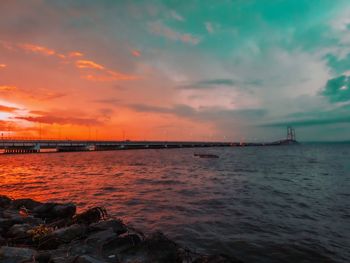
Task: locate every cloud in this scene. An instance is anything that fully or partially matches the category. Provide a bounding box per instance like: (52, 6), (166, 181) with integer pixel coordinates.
(69, 51), (84, 57)
(148, 21), (200, 45)
(16, 115), (102, 126)
(76, 60), (105, 70)
(0, 104), (19, 113)
(170, 11), (184, 21)
(262, 116), (350, 127)
(131, 50), (141, 57)
(75, 59), (137, 81)
(322, 75), (350, 102)
(93, 98), (120, 105)
(82, 70), (137, 82)
(261, 102), (350, 128)
(0, 85), (16, 91)
(0, 64), (6, 68)
(20, 43), (56, 56)
(128, 103), (266, 121)
(205, 22), (214, 33)
(178, 78), (262, 91)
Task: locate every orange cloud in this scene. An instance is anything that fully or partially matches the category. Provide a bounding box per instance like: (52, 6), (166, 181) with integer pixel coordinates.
(0, 104), (19, 113)
(82, 70), (137, 82)
(20, 44), (56, 56)
(69, 51), (84, 57)
(0, 85), (16, 91)
(76, 60), (105, 70)
(0, 64), (6, 68)
(131, 50), (141, 57)
(16, 115), (102, 126)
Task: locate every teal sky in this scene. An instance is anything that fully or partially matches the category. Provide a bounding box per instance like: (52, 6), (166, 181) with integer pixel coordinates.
(1, 0), (350, 141)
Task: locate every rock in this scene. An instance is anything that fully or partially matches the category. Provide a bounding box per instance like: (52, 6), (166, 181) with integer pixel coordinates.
(86, 228), (117, 246)
(52, 203), (76, 218)
(0, 196), (12, 208)
(0, 236), (6, 246)
(39, 224), (87, 249)
(11, 198), (42, 210)
(121, 232), (181, 263)
(35, 251), (52, 263)
(102, 234), (142, 255)
(53, 224), (86, 242)
(0, 218), (23, 231)
(6, 223), (32, 238)
(75, 255), (107, 263)
(0, 246), (36, 263)
(89, 219), (127, 235)
(33, 203), (57, 218)
(37, 236), (63, 250)
(33, 203), (76, 220)
(193, 255), (244, 263)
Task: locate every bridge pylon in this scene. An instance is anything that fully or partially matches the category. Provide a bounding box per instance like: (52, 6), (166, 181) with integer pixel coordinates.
(287, 126), (296, 141)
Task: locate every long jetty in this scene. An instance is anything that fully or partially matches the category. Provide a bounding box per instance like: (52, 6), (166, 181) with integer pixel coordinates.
(0, 138), (298, 154)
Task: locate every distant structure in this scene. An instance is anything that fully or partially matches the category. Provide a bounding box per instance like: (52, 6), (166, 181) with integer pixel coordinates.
(287, 126), (296, 141)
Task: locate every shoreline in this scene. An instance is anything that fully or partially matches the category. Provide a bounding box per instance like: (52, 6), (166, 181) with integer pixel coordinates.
(0, 195), (242, 263)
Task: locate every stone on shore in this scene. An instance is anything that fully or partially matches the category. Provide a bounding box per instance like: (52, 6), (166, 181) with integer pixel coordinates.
(0, 195), (243, 263)
(33, 202), (77, 220)
(0, 195), (11, 208)
(11, 198), (42, 210)
(0, 246), (37, 263)
(89, 219), (127, 235)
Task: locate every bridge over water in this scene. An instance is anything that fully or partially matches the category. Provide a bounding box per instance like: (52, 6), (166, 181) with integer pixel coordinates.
(0, 138), (297, 154)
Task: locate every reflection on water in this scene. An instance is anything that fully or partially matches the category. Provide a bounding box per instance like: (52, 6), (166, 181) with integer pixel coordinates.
(0, 144), (349, 262)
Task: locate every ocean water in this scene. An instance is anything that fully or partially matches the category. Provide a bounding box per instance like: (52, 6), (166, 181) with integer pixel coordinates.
(0, 144), (349, 262)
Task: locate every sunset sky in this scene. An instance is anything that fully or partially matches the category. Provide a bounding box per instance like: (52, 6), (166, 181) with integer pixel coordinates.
(1, 0), (350, 141)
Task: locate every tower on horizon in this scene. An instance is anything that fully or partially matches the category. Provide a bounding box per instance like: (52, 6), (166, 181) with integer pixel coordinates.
(287, 126), (296, 141)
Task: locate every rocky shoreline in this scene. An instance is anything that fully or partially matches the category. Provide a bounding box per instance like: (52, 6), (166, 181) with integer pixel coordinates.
(0, 195), (241, 263)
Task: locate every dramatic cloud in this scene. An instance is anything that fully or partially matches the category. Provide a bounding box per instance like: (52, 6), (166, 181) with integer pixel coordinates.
(1, 0), (350, 141)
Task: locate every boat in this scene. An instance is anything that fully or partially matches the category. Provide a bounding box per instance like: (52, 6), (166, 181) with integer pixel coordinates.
(194, 153), (219, 158)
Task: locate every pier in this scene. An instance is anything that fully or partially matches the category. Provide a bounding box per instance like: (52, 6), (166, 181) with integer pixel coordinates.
(0, 127), (298, 154)
(0, 138), (298, 154)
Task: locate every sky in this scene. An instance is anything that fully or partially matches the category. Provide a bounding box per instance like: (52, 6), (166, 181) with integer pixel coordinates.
(1, 0), (350, 142)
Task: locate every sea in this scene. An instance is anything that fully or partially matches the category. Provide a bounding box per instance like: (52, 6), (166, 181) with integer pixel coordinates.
(0, 144), (349, 262)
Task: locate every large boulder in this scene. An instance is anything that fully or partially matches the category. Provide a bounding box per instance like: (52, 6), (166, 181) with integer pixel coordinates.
(0, 196), (12, 208)
(38, 224), (87, 250)
(11, 198), (42, 210)
(102, 233), (142, 256)
(75, 255), (107, 263)
(86, 228), (117, 247)
(0, 218), (24, 231)
(6, 223), (32, 238)
(0, 246), (37, 263)
(193, 255), (244, 263)
(89, 219), (127, 235)
(52, 224), (86, 242)
(52, 203), (76, 218)
(33, 203), (76, 220)
(118, 232), (181, 263)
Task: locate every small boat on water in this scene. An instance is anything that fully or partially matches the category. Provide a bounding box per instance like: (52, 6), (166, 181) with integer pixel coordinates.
(194, 153), (219, 158)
